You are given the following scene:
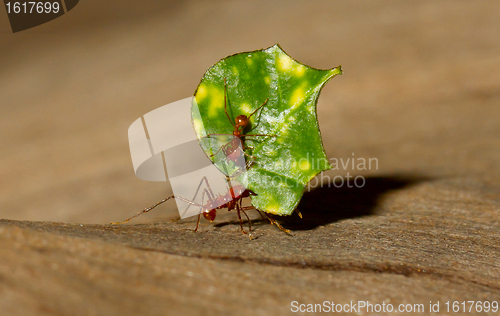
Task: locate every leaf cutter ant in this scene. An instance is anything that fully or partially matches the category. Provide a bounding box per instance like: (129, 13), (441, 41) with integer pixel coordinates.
(205, 77), (277, 162)
(111, 176), (292, 238)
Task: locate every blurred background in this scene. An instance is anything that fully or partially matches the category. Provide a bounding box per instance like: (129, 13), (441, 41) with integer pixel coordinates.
(1, 0), (499, 224)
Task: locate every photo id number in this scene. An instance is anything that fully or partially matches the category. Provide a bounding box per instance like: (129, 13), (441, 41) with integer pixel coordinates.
(5, 2), (60, 14)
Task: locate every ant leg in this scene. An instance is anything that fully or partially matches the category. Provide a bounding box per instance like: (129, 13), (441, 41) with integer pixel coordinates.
(256, 210), (267, 220)
(241, 146), (258, 160)
(242, 146), (255, 157)
(245, 160), (255, 170)
(194, 213), (202, 232)
(224, 175), (237, 199)
(193, 187), (217, 232)
(243, 210), (254, 239)
(262, 212), (291, 234)
(244, 134), (278, 138)
(235, 203), (248, 235)
(223, 77), (235, 127)
(295, 209), (303, 219)
(207, 144), (223, 158)
(180, 176), (216, 218)
(239, 200), (253, 233)
(242, 151), (257, 160)
(193, 188), (210, 232)
(236, 146), (257, 160)
(203, 136), (235, 166)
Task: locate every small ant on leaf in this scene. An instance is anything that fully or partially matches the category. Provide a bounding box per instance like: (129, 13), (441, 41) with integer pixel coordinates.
(204, 77), (277, 162)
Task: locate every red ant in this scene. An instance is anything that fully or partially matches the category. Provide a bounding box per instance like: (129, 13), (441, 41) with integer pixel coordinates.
(111, 176), (291, 238)
(113, 78), (291, 236)
(206, 78), (276, 162)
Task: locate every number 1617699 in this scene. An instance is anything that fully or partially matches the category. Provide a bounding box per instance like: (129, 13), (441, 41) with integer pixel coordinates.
(5, 2), (60, 14)
(445, 301), (498, 313)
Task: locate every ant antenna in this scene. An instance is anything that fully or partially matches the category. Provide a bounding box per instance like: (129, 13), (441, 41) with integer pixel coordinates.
(223, 77), (235, 127)
(247, 98), (269, 121)
(111, 195), (201, 225)
(111, 196), (175, 225)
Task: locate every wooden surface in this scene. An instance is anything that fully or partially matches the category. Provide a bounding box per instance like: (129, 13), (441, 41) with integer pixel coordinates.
(1, 1), (500, 315)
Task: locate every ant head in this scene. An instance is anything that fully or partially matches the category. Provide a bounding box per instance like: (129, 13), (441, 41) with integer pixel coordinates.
(235, 115), (249, 129)
(203, 209), (216, 222)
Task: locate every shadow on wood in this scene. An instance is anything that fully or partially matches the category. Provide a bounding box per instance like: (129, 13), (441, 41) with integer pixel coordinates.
(281, 175), (429, 230)
(213, 175), (428, 232)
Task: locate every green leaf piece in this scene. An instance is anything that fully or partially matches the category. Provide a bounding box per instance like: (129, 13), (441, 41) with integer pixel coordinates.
(191, 44), (342, 216)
